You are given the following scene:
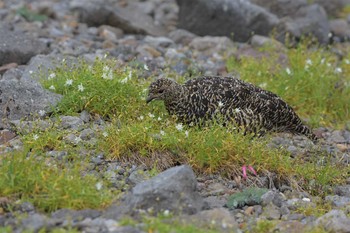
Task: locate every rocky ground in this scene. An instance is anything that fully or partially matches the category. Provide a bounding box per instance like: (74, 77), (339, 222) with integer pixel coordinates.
(1, 0), (350, 232)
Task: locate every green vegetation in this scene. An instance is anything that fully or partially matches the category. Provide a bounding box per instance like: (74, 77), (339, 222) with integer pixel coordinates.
(0, 150), (114, 212)
(227, 188), (268, 209)
(120, 215), (222, 233)
(17, 6), (48, 22)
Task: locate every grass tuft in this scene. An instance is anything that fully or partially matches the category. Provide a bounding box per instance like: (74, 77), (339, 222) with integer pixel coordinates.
(0, 150), (114, 212)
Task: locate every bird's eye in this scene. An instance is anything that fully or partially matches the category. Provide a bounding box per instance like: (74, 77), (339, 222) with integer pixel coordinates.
(158, 89), (164, 94)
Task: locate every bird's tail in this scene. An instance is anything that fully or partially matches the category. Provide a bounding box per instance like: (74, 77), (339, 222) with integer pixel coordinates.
(294, 124), (318, 144)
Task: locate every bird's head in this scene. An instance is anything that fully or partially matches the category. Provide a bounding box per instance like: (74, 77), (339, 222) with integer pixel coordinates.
(146, 78), (180, 104)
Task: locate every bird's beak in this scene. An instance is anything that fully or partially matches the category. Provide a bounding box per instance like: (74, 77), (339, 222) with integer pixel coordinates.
(146, 95), (155, 104)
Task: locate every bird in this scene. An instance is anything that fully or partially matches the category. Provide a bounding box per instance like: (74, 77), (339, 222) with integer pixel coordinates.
(146, 76), (318, 143)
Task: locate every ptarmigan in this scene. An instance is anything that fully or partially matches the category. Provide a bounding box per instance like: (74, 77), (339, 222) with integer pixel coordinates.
(146, 76), (318, 143)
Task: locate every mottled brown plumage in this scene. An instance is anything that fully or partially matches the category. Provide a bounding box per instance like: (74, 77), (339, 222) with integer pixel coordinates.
(146, 76), (318, 142)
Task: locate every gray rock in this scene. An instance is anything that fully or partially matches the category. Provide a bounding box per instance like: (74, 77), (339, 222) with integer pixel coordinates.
(0, 67), (61, 129)
(23, 54), (78, 82)
(251, 0), (308, 18)
(189, 36), (235, 54)
(315, 210), (350, 233)
(315, 0), (350, 17)
(329, 130), (347, 143)
(13, 202), (35, 213)
(80, 128), (95, 141)
(261, 191), (286, 207)
(285, 198), (315, 211)
(329, 19), (350, 42)
(127, 169), (151, 186)
(183, 208), (239, 232)
(261, 203), (281, 220)
(250, 35), (286, 50)
(59, 116), (84, 130)
(0, 129), (16, 144)
(9, 119), (53, 134)
(274, 221), (306, 233)
(203, 196), (227, 209)
(176, 0), (279, 42)
(19, 214), (49, 232)
(168, 29), (197, 45)
(144, 36), (175, 48)
(334, 185), (350, 197)
(0, 28), (49, 66)
(79, 110), (91, 123)
(46, 151), (68, 160)
(70, 0), (167, 36)
(51, 209), (101, 222)
(325, 195), (350, 207)
(276, 4), (330, 44)
(104, 165), (204, 219)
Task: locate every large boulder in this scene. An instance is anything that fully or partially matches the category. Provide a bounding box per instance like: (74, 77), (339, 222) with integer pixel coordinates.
(70, 0), (167, 36)
(276, 4), (330, 44)
(315, 210), (350, 233)
(315, 0), (350, 17)
(104, 165), (204, 219)
(0, 28), (49, 66)
(251, 0), (308, 18)
(176, 0), (279, 42)
(0, 58), (62, 129)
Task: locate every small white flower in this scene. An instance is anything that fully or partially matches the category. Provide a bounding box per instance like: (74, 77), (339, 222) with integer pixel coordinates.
(102, 131), (109, 138)
(345, 59), (350, 64)
(95, 182), (103, 190)
(102, 66), (113, 80)
(78, 83), (84, 92)
(38, 110), (46, 117)
(33, 134), (39, 141)
(49, 85), (56, 90)
(48, 73), (56, 80)
(321, 58), (325, 64)
(104, 53), (108, 58)
(185, 130), (189, 138)
(302, 197), (311, 202)
(157, 117), (162, 121)
(327, 63), (331, 67)
(163, 209), (170, 216)
(29, 70), (33, 74)
(160, 130), (165, 136)
(65, 79), (73, 86)
(138, 115), (144, 120)
(335, 67), (342, 74)
(175, 123), (183, 131)
(285, 67), (292, 75)
(75, 136), (82, 143)
(148, 113), (155, 118)
(218, 101), (224, 108)
(62, 58), (66, 63)
(234, 108), (241, 113)
(306, 59), (312, 65)
(144, 64), (149, 71)
(120, 77), (128, 84)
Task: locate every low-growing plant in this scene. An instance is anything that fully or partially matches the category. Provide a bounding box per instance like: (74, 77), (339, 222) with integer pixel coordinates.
(0, 150), (114, 212)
